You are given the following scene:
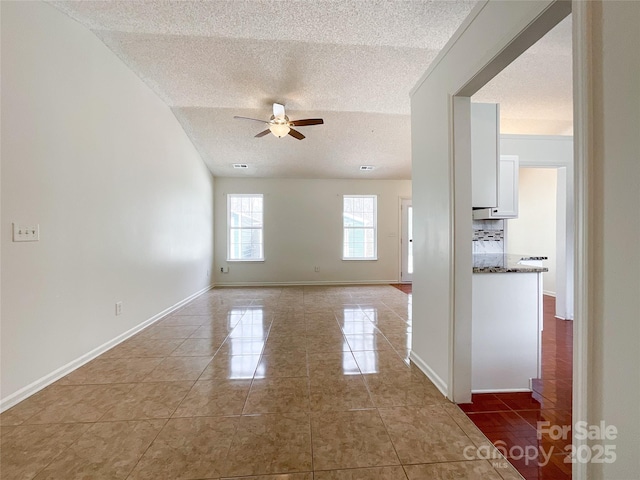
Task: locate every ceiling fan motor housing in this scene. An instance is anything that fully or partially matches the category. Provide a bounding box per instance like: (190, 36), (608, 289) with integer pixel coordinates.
(269, 114), (290, 137)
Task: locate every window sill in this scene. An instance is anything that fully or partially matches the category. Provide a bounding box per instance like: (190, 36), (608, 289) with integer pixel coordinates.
(342, 258), (378, 261)
(226, 259), (265, 262)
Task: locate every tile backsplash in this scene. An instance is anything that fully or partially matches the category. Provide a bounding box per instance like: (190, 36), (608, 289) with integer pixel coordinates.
(473, 219), (505, 254)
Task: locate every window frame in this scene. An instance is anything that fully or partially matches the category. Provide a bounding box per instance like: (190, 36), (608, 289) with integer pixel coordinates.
(342, 194), (378, 261)
(226, 193), (265, 262)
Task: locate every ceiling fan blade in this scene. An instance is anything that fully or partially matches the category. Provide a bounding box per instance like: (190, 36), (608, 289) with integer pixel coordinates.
(289, 118), (324, 127)
(234, 116), (267, 124)
(273, 103), (286, 119)
(254, 129), (271, 138)
(288, 128), (305, 140)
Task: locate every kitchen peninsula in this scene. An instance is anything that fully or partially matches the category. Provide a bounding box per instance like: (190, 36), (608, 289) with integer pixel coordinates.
(472, 254), (548, 392)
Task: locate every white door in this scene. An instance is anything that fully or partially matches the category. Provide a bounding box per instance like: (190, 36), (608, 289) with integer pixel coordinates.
(401, 199), (413, 283)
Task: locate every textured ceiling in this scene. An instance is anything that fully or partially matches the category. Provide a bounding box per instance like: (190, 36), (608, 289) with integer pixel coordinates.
(473, 15), (573, 136)
(50, 1), (572, 179)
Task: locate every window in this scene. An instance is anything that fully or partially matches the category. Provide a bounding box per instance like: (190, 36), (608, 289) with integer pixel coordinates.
(343, 195), (377, 260)
(227, 194), (264, 261)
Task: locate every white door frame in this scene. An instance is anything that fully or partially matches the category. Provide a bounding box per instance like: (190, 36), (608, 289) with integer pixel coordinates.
(451, 0), (571, 401)
(571, 3), (593, 479)
(400, 198), (413, 283)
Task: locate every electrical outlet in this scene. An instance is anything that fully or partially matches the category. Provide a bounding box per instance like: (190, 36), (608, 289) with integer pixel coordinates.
(12, 223), (40, 242)
(115, 302), (123, 316)
(220, 266), (229, 273)
(314, 266), (320, 272)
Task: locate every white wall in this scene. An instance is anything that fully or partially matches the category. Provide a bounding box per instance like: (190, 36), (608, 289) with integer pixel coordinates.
(507, 168), (557, 294)
(1, 2), (214, 406)
(583, 1), (640, 477)
(501, 134), (574, 165)
(501, 134), (574, 318)
(213, 178), (411, 285)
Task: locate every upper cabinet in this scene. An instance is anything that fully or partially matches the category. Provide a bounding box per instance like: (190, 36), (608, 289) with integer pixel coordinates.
(471, 103), (499, 208)
(471, 102), (519, 219)
(495, 155), (519, 218)
(473, 154), (520, 219)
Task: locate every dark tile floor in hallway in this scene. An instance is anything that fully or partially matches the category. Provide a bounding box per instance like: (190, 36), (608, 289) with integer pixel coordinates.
(1, 285), (524, 480)
(461, 295), (573, 480)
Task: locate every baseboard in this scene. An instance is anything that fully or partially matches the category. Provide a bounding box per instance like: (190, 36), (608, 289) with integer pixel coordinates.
(472, 388), (532, 394)
(0, 284), (213, 413)
(409, 351), (449, 399)
(213, 280), (399, 287)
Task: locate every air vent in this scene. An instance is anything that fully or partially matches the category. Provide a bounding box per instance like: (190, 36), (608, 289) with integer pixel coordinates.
(360, 165), (375, 171)
(233, 164), (248, 169)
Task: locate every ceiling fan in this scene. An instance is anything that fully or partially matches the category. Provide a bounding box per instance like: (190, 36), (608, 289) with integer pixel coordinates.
(234, 103), (324, 140)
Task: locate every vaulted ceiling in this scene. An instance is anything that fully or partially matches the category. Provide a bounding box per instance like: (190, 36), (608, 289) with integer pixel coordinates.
(50, 1), (572, 179)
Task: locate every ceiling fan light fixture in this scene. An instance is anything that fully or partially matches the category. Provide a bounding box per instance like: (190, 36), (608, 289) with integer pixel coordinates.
(269, 122), (290, 138)
(235, 105), (322, 140)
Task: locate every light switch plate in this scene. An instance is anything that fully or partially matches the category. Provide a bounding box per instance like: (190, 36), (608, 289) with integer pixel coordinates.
(12, 223), (40, 242)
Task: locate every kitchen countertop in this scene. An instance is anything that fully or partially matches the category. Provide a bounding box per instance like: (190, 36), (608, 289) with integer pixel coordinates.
(473, 254), (548, 273)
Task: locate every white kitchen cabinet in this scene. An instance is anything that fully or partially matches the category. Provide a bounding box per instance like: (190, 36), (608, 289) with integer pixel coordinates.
(495, 155), (519, 218)
(472, 271), (542, 392)
(471, 103), (499, 208)
(472, 154), (520, 219)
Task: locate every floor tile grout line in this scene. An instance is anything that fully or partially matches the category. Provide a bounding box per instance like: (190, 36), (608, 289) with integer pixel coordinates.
(23, 422), (94, 479)
(302, 287), (316, 474)
(122, 417), (170, 480)
(374, 405), (404, 467)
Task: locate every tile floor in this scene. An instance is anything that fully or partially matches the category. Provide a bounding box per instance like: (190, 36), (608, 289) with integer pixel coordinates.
(461, 296), (573, 480)
(0, 285), (524, 480)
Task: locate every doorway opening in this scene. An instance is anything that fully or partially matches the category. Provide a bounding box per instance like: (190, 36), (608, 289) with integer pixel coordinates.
(452, 5), (574, 480)
(400, 198), (413, 283)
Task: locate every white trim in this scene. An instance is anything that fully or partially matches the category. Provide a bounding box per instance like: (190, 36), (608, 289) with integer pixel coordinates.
(572, 1), (590, 479)
(501, 133), (573, 142)
(410, 350), (449, 398)
(341, 258), (379, 262)
(451, 95), (473, 404)
(226, 259), (266, 263)
(398, 197), (404, 281)
(342, 194), (378, 261)
(472, 388), (532, 394)
(518, 161), (571, 168)
(213, 280), (399, 288)
(410, 1), (489, 95)
(399, 196), (412, 283)
(0, 284), (213, 412)
(227, 193), (264, 262)
(543, 290), (556, 297)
